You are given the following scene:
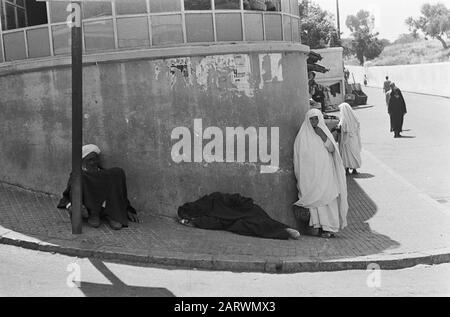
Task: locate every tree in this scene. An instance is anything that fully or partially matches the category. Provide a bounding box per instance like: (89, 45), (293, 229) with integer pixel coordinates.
(406, 3), (450, 49)
(298, 0), (341, 49)
(346, 10), (384, 65)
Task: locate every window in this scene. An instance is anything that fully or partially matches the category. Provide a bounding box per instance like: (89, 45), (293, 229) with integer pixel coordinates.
(185, 13), (214, 42)
(264, 13), (282, 40)
(184, 0), (211, 10)
(149, 0), (181, 13)
(292, 17), (300, 42)
(117, 17), (150, 48)
(216, 13), (242, 41)
(49, 2), (68, 24)
(0, 36), (3, 62)
(83, 19), (115, 51)
(3, 31), (26, 61)
(283, 15), (291, 41)
(151, 14), (183, 46)
(83, 1), (112, 19)
(52, 24), (71, 55)
(115, 0), (147, 15)
(27, 27), (51, 58)
(244, 13), (263, 41)
(214, 0), (240, 10)
(1, 0), (47, 30)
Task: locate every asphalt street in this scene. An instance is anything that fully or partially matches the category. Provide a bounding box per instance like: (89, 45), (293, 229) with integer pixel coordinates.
(351, 87), (450, 211)
(1, 88), (450, 297)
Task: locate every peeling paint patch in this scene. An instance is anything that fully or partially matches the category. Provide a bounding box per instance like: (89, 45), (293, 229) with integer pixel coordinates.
(259, 53), (283, 89)
(194, 54), (254, 97)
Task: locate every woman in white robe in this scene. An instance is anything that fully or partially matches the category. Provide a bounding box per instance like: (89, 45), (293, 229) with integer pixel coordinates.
(293, 109), (348, 238)
(338, 103), (362, 175)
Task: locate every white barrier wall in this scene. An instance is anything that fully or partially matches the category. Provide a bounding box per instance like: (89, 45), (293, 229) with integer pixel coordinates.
(347, 62), (450, 98)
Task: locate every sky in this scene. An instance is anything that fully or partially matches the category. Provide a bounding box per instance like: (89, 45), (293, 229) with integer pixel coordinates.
(311, 0), (449, 41)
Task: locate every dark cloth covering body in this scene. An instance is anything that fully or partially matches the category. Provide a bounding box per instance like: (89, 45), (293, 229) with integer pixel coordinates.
(57, 167), (136, 226)
(388, 89), (407, 134)
(178, 192), (291, 240)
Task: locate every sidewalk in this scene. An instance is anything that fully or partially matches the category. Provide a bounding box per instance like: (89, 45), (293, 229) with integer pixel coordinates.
(1, 149), (450, 273)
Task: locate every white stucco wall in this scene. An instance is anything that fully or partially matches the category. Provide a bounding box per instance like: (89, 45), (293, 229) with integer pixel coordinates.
(347, 62), (450, 98)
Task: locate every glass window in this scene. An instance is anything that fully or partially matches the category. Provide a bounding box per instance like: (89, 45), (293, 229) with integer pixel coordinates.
(266, 0), (281, 11)
(27, 27), (51, 58)
(0, 36), (4, 63)
(115, 0), (147, 15)
(5, 3), (16, 30)
(283, 15), (292, 41)
(280, 0), (289, 13)
(184, 0), (211, 10)
(290, 0), (298, 16)
(264, 14), (282, 40)
(149, 0), (181, 13)
(83, 1), (112, 19)
(292, 17), (299, 42)
(0, 3), (5, 31)
(3, 31), (27, 61)
(244, 13), (263, 41)
(50, 2), (70, 24)
(83, 19), (115, 51)
(117, 17), (149, 48)
(185, 13), (214, 42)
(52, 24), (71, 55)
(151, 14), (183, 46)
(214, 0), (240, 9)
(216, 13), (242, 41)
(16, 0), (25, 6)
(17, 8), (26, 28)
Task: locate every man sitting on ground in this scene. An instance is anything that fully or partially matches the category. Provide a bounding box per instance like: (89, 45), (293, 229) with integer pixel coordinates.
(57, 144), (140, 230)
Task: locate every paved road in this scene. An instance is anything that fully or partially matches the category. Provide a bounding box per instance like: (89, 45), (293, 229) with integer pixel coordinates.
(352, 87), (450, 210)
(0, 244), (449, 297)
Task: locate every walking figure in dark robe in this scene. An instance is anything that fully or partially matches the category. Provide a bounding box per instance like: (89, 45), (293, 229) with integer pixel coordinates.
(57, 144), (140, 230)
(387, 83), (407, 138)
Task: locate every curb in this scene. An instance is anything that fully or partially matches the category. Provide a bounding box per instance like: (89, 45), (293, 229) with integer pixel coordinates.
(2, 232), (450, 274)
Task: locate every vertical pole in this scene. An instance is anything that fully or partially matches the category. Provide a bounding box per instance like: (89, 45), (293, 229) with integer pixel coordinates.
(71, 1), (82, 234)
(336, 0), (341, 39)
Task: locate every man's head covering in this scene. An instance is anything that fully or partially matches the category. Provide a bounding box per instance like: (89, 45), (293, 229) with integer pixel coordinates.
(82, 144), (101, 159)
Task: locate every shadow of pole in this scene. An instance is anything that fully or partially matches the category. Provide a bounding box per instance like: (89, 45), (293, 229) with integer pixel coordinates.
(77, 258), (175, 297)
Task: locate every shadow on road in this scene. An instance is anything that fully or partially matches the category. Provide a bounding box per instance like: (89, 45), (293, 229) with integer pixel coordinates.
(349, 173), (375, 179)
(339, 176), (401, 255)
(77, 259), (175, 297)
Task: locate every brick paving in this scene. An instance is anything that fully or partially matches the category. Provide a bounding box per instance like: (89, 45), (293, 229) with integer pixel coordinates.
(1, 147), (450, 272)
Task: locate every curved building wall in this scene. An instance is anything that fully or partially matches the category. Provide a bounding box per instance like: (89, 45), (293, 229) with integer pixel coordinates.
(0, 43), (310, 226)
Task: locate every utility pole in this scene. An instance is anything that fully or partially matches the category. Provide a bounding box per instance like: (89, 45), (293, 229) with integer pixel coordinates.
(70, 1), (83, 234)
(336, 0), (341, 39)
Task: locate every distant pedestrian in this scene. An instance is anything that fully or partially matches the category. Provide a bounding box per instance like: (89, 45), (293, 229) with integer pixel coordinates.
(383, 76), (391, 94)
(293, 109), (348, 238)
(337, 103), (362, 175)
(387, 83), (407, 138)
(363, 74), (368, 86)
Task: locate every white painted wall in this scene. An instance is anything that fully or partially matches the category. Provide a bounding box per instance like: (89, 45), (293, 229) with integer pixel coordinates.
(347, 62), (450, 98)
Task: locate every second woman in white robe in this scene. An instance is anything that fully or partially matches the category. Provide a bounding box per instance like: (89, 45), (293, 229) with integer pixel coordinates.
(338, 103), (362, 174)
